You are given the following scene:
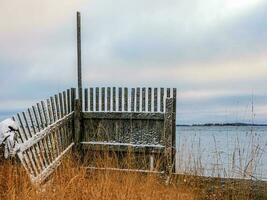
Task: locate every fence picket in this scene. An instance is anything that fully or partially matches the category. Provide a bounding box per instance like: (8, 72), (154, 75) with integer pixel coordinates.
(101, 87), (105, 111)
(124, 88), (128, 112)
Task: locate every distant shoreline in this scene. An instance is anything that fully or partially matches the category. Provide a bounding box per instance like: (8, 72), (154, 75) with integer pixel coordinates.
(177, 123), (267, 127)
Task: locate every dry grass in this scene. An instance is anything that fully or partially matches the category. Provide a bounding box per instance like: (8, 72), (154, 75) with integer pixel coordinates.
(0, 153), (266, 200)
(0, 155), (194, 200)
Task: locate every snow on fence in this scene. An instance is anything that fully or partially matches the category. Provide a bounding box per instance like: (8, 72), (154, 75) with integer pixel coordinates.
(81, 87), (177, 172)
(11, 88), (76, 184)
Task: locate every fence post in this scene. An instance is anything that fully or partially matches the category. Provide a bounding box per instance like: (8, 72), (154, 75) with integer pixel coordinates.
(77, 11), (83, 107)
(74, 99), (82, 149)
(164, 98), (175, 175)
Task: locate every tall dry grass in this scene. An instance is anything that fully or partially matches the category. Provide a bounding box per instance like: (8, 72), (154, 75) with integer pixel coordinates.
(0, 155), (195, 200)
(1, 153), (267, 200)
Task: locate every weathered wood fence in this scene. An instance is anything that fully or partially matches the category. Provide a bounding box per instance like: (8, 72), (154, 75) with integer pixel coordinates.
(81, 87), (176, 172)
(12, 89), (76, 184)
(9, 86), (176, 184)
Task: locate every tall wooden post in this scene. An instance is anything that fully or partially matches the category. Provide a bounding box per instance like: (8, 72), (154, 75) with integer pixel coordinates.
(77, 11), (82, 106)
(164, 98), (175, 175)
(75, 12), (83, 157)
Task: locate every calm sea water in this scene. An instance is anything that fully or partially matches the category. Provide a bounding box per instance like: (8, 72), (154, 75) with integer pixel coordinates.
(176, 126), (267, 180)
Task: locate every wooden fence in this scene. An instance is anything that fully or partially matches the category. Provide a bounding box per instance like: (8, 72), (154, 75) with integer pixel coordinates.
(81, 87), (176, 172)
(12, 88), (76, 184)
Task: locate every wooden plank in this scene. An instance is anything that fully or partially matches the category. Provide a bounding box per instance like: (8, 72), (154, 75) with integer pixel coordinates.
(136, 87), (140, 112)
(101, 87), (105, 111)
(54, 95), (60, 120)
(46, 99), (53, 124)
(142, 87), (146, 112)
(154, 88), (158, 112)
(167, 88), (171, 98)
(83, 112), (164, 120)
(71, 88), (76, 112)
(118, 87), (122, 111)
(41, 101), (48, 127)
(160, 88), (164, 112)
(164, 98), (174, 173)
(81, 142), (165, 154)
(84, 88), (88, 111)
(95, 87), (99, 111)
(32, 106), (41, 132)
(89, 88), (94, 111)
(148, 88), (152, 112)
(59, 93), (64, 118)
(67, 89), (71, 114)
(124, 88), (128, 112)
(112, 87), (116, 111)
(131, 88), (135, 112)
(63, 91), (67, 115)
(107, 87), (111, 111)
(50, 97), (57, 122)
(27, 108), (36, 134)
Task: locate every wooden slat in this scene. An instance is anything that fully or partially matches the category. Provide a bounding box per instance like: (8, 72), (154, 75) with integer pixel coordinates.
(154, 88), (158, 112)
(67, 89), (71, 114)
(142, 87), (146, 112)
(71, 88), (76, 112)
(63, 91), (67, 116)
(95, 87), (99, 111)
(89, 88), (94, 111)
(136, 87), (140, 112)
(46, 99), (53, 124)
(84, 88), (88, 111)
(112, 87), (116, 111)
(148, 88), (152, 112)
(41, 101), (48, 127)
(54, 95), (60, 120)
(50, 97), (57, 122)
(83, 112), (164, 120)
(107, 87), (111, 111)
(32, 106), (41, 132)
(167, 88), (171, 98)
(131, 88), (135, 112)
(124, 88), (128, 112)
(59, 93), (64, 118)
(160, 88), (164, 112)
(118, 87), (122, 111)
(101, 87), (105, 111)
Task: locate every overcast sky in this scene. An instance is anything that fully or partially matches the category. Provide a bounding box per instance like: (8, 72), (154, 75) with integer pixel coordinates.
(1, 0), (267, 124)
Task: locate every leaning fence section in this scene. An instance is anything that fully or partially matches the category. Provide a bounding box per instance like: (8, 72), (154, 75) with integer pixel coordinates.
(12, 88), (76, 184)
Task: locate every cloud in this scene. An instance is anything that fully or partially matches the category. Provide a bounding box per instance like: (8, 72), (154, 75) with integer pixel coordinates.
(0, 0), (267, 124)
